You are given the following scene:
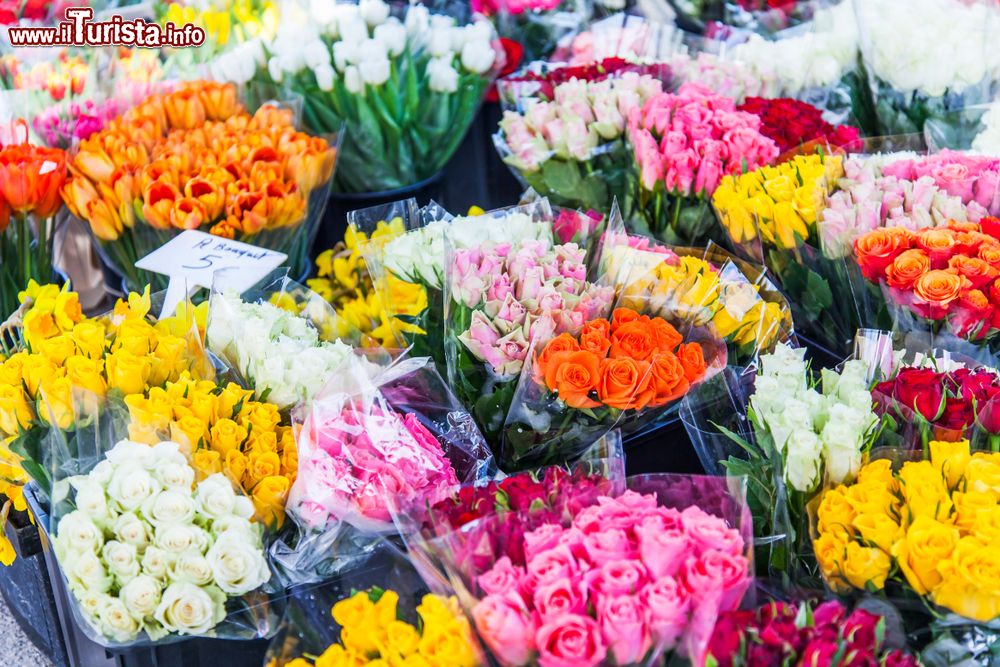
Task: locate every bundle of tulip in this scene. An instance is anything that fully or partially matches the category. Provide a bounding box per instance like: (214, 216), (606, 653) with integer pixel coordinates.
(157, 0), (279, 63)
(61, 81), (337, 291)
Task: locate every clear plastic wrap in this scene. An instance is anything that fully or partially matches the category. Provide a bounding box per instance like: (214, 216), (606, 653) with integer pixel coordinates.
(488, 0), (592, 63)
(272, 354), (496, 586)
(426, 472), (754, 666)
(549, 13), (682, 65)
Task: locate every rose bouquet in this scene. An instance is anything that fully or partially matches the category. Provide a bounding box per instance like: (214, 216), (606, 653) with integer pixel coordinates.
(61, 80), (337, 292)
(879, 151), (1000, 218)
(854, 0), (1000, 137)
(49, 438), (274, 645)
(706, 599), (920, 667)
(502, 306), (724, 469)
(495, 67), (665, 212)
(0, 122), (68, 318)
(250, 0), (499, 193)
(737, 96), (861, 155)
(628, 83), (780, 245)
(428, 473), (753, 666)
(667, 52), (779, 106)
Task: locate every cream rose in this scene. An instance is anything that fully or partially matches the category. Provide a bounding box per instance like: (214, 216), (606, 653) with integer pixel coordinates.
(141, 547), (169, 579)
(56, 511), (105, 554)
(114, 512), (150, 550)
(168, 553), (214, 587)
(194, 474), (238, 518)
(65, 550), (112, 594)
(107, 464), (160, 512)
(205, 535), (270, 595)
(142, 489), (196, 527)
(120, 574), (163, 618)
(102, 540), (141, 583)
(210, 516), (259, 541)
(72, 480), (110, 522)
(154, 524), (210, 555)
(154, 583), (227, 635)
(153, 461), (195, 491)
(98, 596), (142, 642)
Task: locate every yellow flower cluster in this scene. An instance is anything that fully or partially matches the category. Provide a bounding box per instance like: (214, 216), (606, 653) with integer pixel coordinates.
(308, 219), (427, 349)
(161, 0), (278, 49)
(815, 440), (1000, 622)
(286, 589), (477, 667)
(124, 374), (295, 528)
(713, 154), (844, 249)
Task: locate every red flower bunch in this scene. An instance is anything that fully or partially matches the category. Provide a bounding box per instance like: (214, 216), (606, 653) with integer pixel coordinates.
(502, 58), (671, 101)
(738, 97), (861, 155)
(873, 366), (1000, 437)
(735, 0), (798, 13)
(707, 600), (920, 667)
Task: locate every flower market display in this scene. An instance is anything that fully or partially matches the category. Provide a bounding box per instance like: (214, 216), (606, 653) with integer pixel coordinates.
(7, 0), (1000, 664)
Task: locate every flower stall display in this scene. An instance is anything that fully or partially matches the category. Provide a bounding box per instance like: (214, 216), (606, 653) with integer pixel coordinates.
(706, 599), (921, 667)
(156, 0), (279, 65)
(61, 80), (337, 292)
(49, 439), (274, 645)
(854, 0), (1000, 137)
(495, 66), (665, 212)
(428, 473), (753, 666)
(250, 0), (499, 194)
(628, 83), (780, 245)
(0, 123), (68, 318)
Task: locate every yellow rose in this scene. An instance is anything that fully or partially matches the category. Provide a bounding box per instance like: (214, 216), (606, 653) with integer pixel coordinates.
(385, 620), (421, 657)
(217, 383), (254, 418)
(37, 334), (76, 366)
(763, 174), (795, 201)
(54, 290), (83, 331)
(239, 402), (281, 434)
(402, 655), (432, 667)
(124, 394), (172, 433)
(246, 430), (278, 455)
(972, 506), (1000, 545)
(844, 480), (897, 518)
(842, 541), (891, 591)
(192, 449), (222, 477)
(852, 513), (903, 553)
(164, 374), (197, 403)
(857, 459), (897, 489)
(898, 461), (953, 523)
(170, 416), (207, 451)
(224, 449), (247, 484)
(280, 439), (298, 479)
(70, 320), (107, 360)
(149, 335), (189, 387)
(893, 515), (960, 595)
(817, 488), (857, 540)
(106, 350), (151, 396)
(251, 475), (289, 528)
(965, 456), (1000, 495)
(954, 490), (999, 532)
(930, 439), (971, 489)
(185, 390), (218, 425)
(313, 644), (362, 667)
(210, 419), (248, 457)
(0, 352), (27, 386)
(20, 354), (59, 399)
(792, 184), (822, 224)
(37, 377), (75, 429)
(770, 201), (809, 250)
(247, 451), (281, 485)
(813, 532), (850, 593)
(934, 537), (1000, 620)
(22, 308), (58, 350)
(65, 356), (107, 397)
(417, 628), (476, 667)
(112, 319), (158, 356)
(333, 592), (375, 628)
(0, 386), (34, 436)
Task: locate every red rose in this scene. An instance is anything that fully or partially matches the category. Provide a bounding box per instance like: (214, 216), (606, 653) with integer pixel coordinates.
(800, 640), (839, 667)
(812, 600), (848, 629)
(498, 473), (544, 511)
(952, 368), (999, 403)
(842, 609), (882, 650)
(891, 368), (945, 422)
(705, 611), (754, 666)
(982, 216), (1000, 241)
(883, 650), (922, 667)
(976, 385), (1000, 434)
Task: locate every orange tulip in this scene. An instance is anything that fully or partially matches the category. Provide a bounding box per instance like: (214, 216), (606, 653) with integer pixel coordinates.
(264, 182), (305, 228)
(72, 141), (116, 183)
(0, 195), (9, 233)
(163, 87), (206, 130)
(0, 141), (67, 218)
(142, 180), (179, 230)
(61, 176), (99, 220)
(210, 221), (237, 239)
(184, 177), (225, 220)
(85, 197), (124, 241)
(169, 197), (208, 230)
(227, 191), (268, 234)
(198, 82), (239, 120)
(141, 160), (180, 192)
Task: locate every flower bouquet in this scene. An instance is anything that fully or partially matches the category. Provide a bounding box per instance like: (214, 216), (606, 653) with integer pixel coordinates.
(427, 473), (754, 666)
(47, 438), (276, 646)
(495, 64), (665, 212)
(548, 13), (678, 66)
(853, 0), (1000, 137)
(476, 0), (589, 63)
(628, 83), (779, 245)
(62, 80), (338, 292)
(255, 0), (499, 193)
(277, 355), (494, 584)
(737, 96), (861, 155)
(706, 599), (921, 667)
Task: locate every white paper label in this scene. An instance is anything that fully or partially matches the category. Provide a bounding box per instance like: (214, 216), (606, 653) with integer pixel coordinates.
(135, 230), (287, 319)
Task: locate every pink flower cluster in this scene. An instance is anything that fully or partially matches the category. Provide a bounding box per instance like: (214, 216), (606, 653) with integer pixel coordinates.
(455, 239), (614, 376)
(31, 98), (118, 148)
(472, 0), (561, 16)
(290, 406), (459, 530)
(819, 156), (987, 258)
(628, 83), (779, 196)
(882, 149), (1000, 216)
(471, 490), (750, 666)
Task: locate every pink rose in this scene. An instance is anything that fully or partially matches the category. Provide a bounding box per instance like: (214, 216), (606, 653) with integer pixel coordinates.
(459, 310), (501, 358)
(586, 558), (648, 597)
(681, 505), (744, 556)
(680, 549), (749, 611)
(524, 523), (567, 563)
(473, 593), (536, 666)
(479, 556), (527, 597)
(638, 506), (684, 532)
(528, 544), (580, 583)
(661, 130), (688, 155)
(536, 286), (566, 313)
(598, 595), (652, 664)
(635, 520), (689, 579)
(573, 497), (634, 535)
(664, 149), (699, 196)
(536, 614), (606, 667)
(533, 577), (588, 621)
(488, 274), (514, 301)
(516, 266), (546, 301)
(581, 528), (635, 565)
(974, 169), (1000, 214)
(640, 577), (689, 648)
(931, 162), (976, 202)
(493, 294), (528, 325)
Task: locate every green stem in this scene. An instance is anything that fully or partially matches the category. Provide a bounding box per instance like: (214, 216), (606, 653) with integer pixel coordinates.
(670, 196), (682, 238)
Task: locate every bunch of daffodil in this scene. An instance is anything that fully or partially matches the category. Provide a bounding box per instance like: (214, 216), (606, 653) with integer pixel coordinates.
(61, 80), (337, 292)
(285, 588), (478, 667)
(815, 440), (1000, 622)
(712, 153), (844, 251)
(123, 373), (296, 528)
(308, 218), (427, 349)
(158, 0), (279, 61)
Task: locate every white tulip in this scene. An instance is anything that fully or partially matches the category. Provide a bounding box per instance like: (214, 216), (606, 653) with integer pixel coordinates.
(344, 65), (363, 94)
(357, 37), (388, 62)
(359, 57), (391, 86)
(339, 15), (369, 44)
(315, 63), (337, 92)
(427, 27), (453, 57)
(429, 13), (454, 31)
(359, 0), (390, 27)
(427, 57), (458, 93)
(311, 0), (340, 30)
(303, 39), (332, 70)
(404, 4), (430, 37)
(268, 57), (285, 83)
(333, 40), (358, 71)
(155, 583), (227, 635)
(461, 39), (496, 75)
(373, 17), (406, 57)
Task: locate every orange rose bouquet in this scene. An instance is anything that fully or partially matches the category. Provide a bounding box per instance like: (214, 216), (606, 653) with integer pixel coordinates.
(501, 307), (725, 469)
(61, 81), (338, 292)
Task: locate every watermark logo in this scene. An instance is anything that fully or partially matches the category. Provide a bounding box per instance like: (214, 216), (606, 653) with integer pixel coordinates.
(7, 7), (206, 48)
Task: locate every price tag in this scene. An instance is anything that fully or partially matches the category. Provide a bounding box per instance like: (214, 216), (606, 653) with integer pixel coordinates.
(135, 230), (287, 319)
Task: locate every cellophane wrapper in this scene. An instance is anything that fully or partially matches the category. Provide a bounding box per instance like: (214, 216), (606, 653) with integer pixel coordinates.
(549, 13), (682, 65)
(36, 393), (284, 649)
(425, 472), (754, 666)
(722, 0), (840, 37)
(494, 0), (592, 62)
(273, 354), (496, 586)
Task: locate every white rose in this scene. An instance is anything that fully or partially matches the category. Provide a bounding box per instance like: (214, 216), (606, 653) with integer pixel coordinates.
(359, 0), (390, 27)
(427, 57), (458, 93)
(373, 17), (406, 57)
(785, 429), (823, 493)
(206, 535), (270, 596)
(65, 550), (112, 594)
(107, 464), (160, 513)
(98, 596), (141, 642)
(194, 474), (238, 519)
(168, 553), (215, 586)
(102, 540), (141, 583)
(359, 57), (391, 86)
(72, 480), (110, 522)
(303, 39), (331, 70)
(141, 546), (169, 579)
(76, 590), (108, 622)
(210, 516), (259, 541)
(104, 440), (155, 469)
(155, 524), (210, 555)
(461, 38), (495, 75)
(233, 496), (255, 520)
(150, 441), (188, 468)
(142, 489), (197, 528)
(344, 65), (363, 94)
(56, 510), (105, 554)
(114, 512), (150, 550)
(120, 574), (162, 619)
(88, 460), (113, 486)
(152, 460), (195, 491)
(155, 583), (227, 636)
(315, 64), (337, 92)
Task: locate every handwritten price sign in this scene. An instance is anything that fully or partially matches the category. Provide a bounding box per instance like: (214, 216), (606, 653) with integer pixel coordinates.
(136, 230), (287, 318)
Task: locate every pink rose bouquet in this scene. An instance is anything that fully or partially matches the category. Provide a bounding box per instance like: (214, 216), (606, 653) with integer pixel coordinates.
(880, 150), (1000, 217)
(429, 473), (753, 666)
(628, 82), (780, 245)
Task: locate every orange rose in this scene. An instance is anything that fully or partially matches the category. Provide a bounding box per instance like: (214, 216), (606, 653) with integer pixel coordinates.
(913, 269), (970, 317)
(543, 351), (601, 409)
(948, 220), (981, 233)
(537, 333), (580, 375)
(579, 329), (611, 357)
(611, 308), (642, 331)
(949, 255), (998, 289)
(647, 351), (690, 405)
(597, 357), (655, 411)
(979, 243), (1000, 267)
(677, 342), (707, 383)
(581, 318), (611, 339)
(854, 227), (912, 281)
(610, 320), (656, 361)
(649, 318), (682, 352)
(886, 249), (930, 290)
(916, 228), (958, 268)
